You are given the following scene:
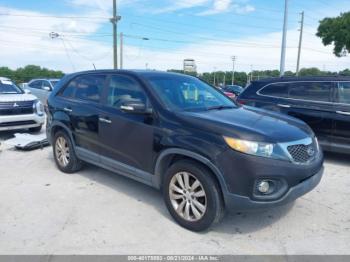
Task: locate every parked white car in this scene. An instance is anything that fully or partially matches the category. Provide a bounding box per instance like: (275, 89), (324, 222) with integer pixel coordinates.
(26, 78), (60, 103)
(0, 77), (45, 132)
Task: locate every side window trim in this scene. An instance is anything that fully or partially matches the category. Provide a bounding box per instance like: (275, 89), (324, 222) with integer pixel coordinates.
(257, 81), (336, 104)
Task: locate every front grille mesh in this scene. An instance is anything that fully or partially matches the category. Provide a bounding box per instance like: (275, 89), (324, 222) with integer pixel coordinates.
(287, 143), (316, 163)
(0, 101), (34, 115)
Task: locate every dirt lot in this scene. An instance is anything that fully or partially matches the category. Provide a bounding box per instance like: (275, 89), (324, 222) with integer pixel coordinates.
(0, 130), (349, 255)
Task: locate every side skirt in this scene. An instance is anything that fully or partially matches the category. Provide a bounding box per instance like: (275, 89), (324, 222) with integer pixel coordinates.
(75, 147), (154, 187)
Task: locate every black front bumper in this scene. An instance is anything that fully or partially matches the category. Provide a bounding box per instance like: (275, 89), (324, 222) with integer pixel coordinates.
(223, 166), (323, 210)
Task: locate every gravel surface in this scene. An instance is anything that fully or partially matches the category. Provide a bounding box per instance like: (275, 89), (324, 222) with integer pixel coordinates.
(0, 131), (349, 254)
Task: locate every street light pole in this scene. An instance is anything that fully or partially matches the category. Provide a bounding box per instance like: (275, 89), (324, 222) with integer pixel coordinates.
(120, 32), (123, 69)
(280, 0), (289, 76)
(296, 11), (304, 76)
(231, 56), (236, 85)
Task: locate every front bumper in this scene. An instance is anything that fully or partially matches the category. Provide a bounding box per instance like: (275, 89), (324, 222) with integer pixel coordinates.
(224, 166), (324, 210)
(0, 113), (45, 131)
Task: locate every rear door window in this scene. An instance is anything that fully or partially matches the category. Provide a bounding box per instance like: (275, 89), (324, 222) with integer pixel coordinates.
(289, 82), (333, 102)
(60, 74), (106, 103)
(259, 83), (289, 98)
(338, 82), (350, 104)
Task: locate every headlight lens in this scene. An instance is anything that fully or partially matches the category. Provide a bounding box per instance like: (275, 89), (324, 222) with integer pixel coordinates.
(33, 100), (44, 116)
(223, 136), (292, 161)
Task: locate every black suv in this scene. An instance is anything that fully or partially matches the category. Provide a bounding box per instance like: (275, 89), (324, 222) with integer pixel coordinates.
(46, 70), (324, 231)
(237, 76), (350, 154)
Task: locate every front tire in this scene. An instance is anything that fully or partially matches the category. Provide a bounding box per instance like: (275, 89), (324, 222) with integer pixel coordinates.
(53, 131), (83, 173)
(163, 160), (224, 231)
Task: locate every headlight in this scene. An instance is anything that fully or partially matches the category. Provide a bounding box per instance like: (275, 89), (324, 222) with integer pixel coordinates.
(33, 100), (44, 116)
(223, 136), (289, 160)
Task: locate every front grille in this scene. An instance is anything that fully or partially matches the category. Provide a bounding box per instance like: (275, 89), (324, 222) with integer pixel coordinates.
(0, 120), (36, 127)
(0, 101), (34, 115)
(287, 143), (316, 163)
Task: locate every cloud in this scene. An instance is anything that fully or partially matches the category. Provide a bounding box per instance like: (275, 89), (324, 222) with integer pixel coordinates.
(0, 5), (349, 75)
(150, 0), (210, 14)
(197, 0), (254, 16)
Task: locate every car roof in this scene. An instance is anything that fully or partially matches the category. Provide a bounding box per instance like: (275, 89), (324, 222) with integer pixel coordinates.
(0, 77), (11, 81)
(67, 69), (193, 79)
(29, 78), (60, 81)
(252, 75), (350, 84)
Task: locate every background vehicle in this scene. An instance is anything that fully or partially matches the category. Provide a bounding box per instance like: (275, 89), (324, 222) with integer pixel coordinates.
(0, 77), (45, 132)
(27, 78), (60, 103)
(46, 70), (323, 231)
(223, 85), (244, 96)
(237, 76), (350, 154)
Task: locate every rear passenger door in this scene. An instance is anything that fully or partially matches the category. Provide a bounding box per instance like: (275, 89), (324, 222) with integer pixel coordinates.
(57, 74), (107, 154)
(333, 81), (350, 151)
(286, 81), (336, 145)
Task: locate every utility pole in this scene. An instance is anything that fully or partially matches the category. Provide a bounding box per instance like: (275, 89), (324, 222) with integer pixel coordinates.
(231, 56), (236, 85)
(223, 73), (226, 86)
(111, 0), (121, 69)
(120, 32), (123, 69)
(213, 68), (217, 86)
(280, 0), (289, 76)
(296, 11), (304, 76)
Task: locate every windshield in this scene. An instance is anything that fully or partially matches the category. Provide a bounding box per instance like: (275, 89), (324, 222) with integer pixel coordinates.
(0, 79), (23, 94)
(50, 80), (59, 87)
(145, 74), (237, 111)
(225, 85), (243, 92)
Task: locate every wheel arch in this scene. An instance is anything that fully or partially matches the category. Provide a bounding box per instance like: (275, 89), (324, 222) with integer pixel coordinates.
(153, 148), (229, 195)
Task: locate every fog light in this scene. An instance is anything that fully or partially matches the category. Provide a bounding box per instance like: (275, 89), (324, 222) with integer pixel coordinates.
(258, 181), (270, 194)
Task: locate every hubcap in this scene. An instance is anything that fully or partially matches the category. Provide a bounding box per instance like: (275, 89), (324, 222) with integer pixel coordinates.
(55, 136), (70, 167)
(169, 172), (207, 222)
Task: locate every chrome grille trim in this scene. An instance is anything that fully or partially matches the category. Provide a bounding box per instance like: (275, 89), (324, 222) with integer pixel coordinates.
(279, 137), (319, 165)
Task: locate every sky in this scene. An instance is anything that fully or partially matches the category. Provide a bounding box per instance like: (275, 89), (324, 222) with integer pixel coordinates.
(0, 0), (349, 73)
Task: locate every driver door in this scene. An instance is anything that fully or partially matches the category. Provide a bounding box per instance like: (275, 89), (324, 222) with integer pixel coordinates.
(98, 74), (155, 175)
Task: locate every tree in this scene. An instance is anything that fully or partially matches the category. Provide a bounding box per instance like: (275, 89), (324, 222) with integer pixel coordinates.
(316, 12), (350, 57)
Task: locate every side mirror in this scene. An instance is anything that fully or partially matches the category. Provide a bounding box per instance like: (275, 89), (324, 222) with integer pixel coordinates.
(120, 100), (152, 115)
(24, 89), (31, 94)
(43, 86), (51, 91)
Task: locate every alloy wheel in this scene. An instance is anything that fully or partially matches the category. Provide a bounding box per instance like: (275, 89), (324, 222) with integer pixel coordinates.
(169, 172), (207, 222)
(55, 136), (70, 167)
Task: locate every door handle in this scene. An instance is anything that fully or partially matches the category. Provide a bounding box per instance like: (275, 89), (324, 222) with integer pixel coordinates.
(63, 107), (72, 113)
(277, 104), (291, 108)
(336, 111), (350, 116)
(99, 117), (112, 124)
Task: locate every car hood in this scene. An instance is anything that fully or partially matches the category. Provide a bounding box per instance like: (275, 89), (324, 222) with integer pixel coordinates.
(177, 105), (313, 143)
(0, 94), (37, 102)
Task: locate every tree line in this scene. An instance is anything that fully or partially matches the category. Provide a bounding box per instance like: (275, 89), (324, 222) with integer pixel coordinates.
(169, 68), (350, 87)
(0, 65), (64, 83)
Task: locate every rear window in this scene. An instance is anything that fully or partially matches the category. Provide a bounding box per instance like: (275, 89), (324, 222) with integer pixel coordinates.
(60, 74), (106, 103)
(259, 83), (289, 98)
(289, 82), (332, 102)
(338, 82), (350, 104)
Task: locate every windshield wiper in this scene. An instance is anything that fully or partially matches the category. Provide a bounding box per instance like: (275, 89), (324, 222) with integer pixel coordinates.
(206, 105), (235, 111)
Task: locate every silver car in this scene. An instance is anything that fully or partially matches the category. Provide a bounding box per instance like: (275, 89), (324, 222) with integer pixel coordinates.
(0, 77), (45, 132)
(26, 78), (60, 103)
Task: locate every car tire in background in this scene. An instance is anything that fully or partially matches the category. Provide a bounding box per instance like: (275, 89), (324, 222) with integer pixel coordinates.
(163, 160), (224, 231)
(53, 131), (83, 173)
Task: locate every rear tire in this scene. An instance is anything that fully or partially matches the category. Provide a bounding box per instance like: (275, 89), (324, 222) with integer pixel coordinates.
(53, 131), (83, 173)
(163, 160), (224, 231)
(29, 125), (42, 133)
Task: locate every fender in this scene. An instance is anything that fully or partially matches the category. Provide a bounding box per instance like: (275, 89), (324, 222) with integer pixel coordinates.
(152, 148), (229, 194)
(49, 121), (76, 147)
